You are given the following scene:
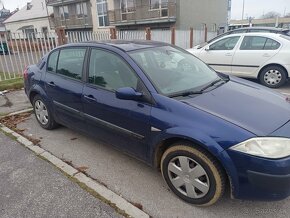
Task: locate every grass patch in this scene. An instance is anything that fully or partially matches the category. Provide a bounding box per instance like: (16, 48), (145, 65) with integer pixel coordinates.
(0, 77), (24, 91)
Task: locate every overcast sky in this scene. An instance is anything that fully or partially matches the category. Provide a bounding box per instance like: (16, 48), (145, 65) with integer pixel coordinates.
(1, 0), (289, 20)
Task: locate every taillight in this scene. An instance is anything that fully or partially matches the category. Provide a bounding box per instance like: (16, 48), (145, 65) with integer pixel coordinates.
(23, 66), (28, 80)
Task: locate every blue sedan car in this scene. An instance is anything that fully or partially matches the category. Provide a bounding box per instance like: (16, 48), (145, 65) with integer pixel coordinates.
(24, 40), (290, 206)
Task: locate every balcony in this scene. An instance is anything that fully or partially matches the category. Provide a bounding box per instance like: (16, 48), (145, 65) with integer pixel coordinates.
(108, 3), (176, 26)
(46, 0), (87, 6)
(49, 15), (93, 30)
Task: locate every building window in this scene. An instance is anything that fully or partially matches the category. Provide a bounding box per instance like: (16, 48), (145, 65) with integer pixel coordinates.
(60, 5), (69, 20)
(120, 0), (135, 20)
(149, 0), (168, 17)
(120, 0), (135, 13)
(76, 2), (88, 18)
(97, 0), (109, 27)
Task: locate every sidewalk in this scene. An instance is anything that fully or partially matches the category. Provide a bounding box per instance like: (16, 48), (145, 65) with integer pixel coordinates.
(0, 89), (32, 116)
(0, 131), (122, 218)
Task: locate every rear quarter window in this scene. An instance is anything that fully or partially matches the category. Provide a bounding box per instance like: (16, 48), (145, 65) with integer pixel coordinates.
(36, 56), (47, 69)
(47, 50), (59, 72)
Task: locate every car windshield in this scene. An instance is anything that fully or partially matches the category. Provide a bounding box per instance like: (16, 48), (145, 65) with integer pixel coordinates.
(129, 46), (219, 96)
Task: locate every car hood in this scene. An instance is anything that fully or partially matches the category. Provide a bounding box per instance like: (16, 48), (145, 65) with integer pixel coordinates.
(181, 77), (290, 136)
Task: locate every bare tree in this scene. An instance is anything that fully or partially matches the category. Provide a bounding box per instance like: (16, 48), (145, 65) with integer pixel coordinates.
(261, 11), (281, 19)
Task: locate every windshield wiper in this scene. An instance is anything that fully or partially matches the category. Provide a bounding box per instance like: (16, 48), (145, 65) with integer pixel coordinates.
(199, 78), (225, 92)
(169, 90), (203, 98)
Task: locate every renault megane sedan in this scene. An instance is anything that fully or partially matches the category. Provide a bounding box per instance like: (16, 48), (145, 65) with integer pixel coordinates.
(24, 40), (290, 206)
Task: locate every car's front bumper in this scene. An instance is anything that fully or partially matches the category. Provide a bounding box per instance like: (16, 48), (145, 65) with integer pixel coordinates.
(222, 149), (290, 201)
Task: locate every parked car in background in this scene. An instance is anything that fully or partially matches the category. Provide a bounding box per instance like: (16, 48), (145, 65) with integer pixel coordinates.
(24, 41), (290, 206)
(195, 27), (290, 49)
(0, 42), (10, 55)
(188, 33), (290, 88)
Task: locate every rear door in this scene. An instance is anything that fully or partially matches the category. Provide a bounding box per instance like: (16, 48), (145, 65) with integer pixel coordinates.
(198, 36), (241, 74)
(82, 48), (152, 160)
(231, 36), (281, 77)
(44, 47), (87, 131)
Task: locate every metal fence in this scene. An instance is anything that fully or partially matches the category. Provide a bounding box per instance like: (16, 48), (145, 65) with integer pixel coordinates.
(0, 29), (217, 82)
(0, 32), (58, 81)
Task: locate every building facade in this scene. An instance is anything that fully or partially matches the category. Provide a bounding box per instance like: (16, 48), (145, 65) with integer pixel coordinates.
(47, 0), (229, 32)
(46, 0), (94, 31)
(108, 0), (229, 31)
(4, 0), (53, 36)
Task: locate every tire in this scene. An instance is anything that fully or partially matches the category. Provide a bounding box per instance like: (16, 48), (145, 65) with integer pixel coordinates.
(259, 65), (287, 88)
(32, 94), (58, 130)
(161, 143), (226, 206)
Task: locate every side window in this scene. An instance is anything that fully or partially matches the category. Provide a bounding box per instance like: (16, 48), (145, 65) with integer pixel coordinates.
(47, 50), (59, 72)
(57, 48), (86, 80)
(264, 38), (280, 50)
(209, 36), (240, 50)
(88, 49), (138, 91)
(240, 36), (280, 50)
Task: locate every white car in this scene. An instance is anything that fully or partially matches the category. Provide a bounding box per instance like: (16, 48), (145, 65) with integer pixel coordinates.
(187, 32), (290, 88)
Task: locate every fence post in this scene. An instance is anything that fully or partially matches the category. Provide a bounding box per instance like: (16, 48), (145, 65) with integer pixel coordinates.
(204, 25), (208, 42)
(189, 27), (193, 48)
(145, 27), (151, 40)
(56, 27), (67, 45)
(171, 26), (175, 45)
(110, 27), (117, 39)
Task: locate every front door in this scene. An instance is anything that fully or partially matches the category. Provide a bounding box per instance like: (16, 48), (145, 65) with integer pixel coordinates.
(82, 48), (151, 160)
(44, 47), (87, 131)
(199, 36), (241, 74)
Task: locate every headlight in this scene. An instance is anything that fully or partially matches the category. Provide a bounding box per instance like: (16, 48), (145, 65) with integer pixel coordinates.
(230, 137), (290, 159)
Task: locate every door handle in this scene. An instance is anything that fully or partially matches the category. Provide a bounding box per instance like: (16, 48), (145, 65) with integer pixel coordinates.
(225, 53), (233, 56)
(84, 94), (97, 102)
(263, 53), (271, 57)
(48, 81), (56, 87)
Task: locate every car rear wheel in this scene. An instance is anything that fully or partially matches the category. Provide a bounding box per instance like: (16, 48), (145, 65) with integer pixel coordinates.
(259, 66), (287, 88)
(33, 95), (58, 130)
(161, 143), (226, 206)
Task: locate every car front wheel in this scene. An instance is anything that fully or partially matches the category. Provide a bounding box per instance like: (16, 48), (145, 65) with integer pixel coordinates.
(33, 95), (58, 130)
(161, 143), (226, 206)
(259, 66), (287, 88)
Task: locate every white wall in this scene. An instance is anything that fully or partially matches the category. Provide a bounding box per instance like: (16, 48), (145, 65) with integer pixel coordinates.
(5, 17), (52, 34)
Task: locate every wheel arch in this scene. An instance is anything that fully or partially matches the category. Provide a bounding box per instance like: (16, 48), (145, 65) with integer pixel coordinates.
(152, 129), (225, 169)
(258, 63), (289, 79)
(152, 134), (236, 200)
(28, 85), (48, 103)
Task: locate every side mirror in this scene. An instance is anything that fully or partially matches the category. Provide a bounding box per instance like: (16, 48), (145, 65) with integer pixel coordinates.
(116, 87), (143, 101)
(204, 45), (210, 51)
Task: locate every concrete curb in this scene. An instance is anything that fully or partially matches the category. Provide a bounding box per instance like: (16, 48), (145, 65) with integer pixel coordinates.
(0, 108), (33, 118)
(0, 123), (149, 218)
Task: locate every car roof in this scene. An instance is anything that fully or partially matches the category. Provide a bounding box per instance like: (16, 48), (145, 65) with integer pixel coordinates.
(231, 27), (287, 31)
(224, 32), (283, 38)
(59, 40), (170, 52)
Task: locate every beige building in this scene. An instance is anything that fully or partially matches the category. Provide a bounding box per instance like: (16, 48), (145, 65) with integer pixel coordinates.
(47, 0), (230, 32)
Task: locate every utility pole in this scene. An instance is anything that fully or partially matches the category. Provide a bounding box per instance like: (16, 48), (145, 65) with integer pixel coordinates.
(242, 0), (245, 20)
(241, 0), (245, 27)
